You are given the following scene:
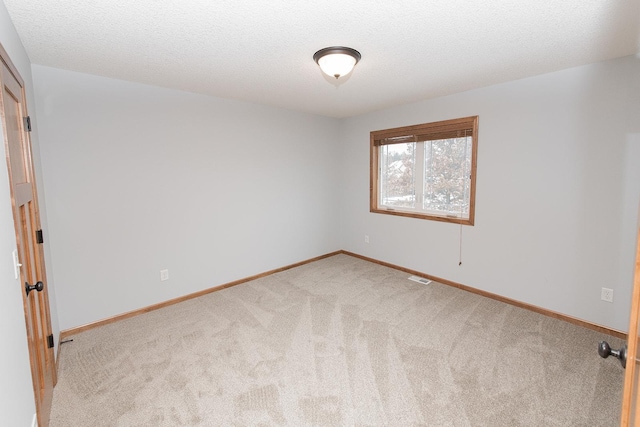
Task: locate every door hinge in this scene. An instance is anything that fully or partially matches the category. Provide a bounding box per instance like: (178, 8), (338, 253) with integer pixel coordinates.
(24, 116), (32, 132)
(36, 229), (43, 244)
(47, 334), (54, 349)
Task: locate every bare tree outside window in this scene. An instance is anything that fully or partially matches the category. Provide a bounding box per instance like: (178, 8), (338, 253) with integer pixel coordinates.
(380, 142), (415, 209)
(423, 137), (472, 216)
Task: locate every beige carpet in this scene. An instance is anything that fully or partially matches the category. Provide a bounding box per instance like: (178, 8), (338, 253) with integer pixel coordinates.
(50, 254), (624, 426)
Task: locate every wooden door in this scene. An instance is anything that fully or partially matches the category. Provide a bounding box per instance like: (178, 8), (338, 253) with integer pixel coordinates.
(0, 46), (56, 427)
(621, 227), (640, 425)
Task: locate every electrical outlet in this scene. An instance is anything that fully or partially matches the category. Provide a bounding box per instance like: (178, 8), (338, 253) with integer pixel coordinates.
(160, 269), (169, 281)
(601, 287), (613, 303)
(364, 235), (369, 244)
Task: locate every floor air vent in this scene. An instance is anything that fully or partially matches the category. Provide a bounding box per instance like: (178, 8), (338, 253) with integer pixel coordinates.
(408, 275), (432, 285)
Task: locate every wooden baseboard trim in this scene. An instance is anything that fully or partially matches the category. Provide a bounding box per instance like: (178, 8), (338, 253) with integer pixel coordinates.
(340, 250), (626, 340)
(60, 251), (342, 340)
(60, 249), (625, 341)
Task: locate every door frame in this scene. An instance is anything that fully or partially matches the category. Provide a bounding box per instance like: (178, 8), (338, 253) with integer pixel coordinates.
(620, 224), (640, 425)
(0, 41), (56, 427)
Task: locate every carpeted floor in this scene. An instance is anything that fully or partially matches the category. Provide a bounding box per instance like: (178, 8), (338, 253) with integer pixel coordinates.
(50, 254), (625, 426)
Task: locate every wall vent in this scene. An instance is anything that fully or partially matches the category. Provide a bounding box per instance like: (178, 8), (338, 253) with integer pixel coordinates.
(408, 275), (431, 285)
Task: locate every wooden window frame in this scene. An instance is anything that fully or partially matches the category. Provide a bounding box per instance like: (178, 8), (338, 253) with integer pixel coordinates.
(370, 116), (479, 225)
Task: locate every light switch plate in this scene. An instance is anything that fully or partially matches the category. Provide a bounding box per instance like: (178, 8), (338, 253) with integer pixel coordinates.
(12, 249), (20, 280)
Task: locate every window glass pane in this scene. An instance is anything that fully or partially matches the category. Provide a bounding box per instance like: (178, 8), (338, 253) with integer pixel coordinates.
(380, 142), (416, 209)
(423, 137), (471, 217)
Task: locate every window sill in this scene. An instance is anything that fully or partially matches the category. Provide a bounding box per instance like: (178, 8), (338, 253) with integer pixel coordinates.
(370, 207), (474, 225)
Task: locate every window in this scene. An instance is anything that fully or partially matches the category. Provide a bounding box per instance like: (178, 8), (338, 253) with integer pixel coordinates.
(370, 116), (478, 225)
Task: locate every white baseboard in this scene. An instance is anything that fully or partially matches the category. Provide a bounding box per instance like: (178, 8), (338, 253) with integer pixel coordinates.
(31, 413), (37, 427)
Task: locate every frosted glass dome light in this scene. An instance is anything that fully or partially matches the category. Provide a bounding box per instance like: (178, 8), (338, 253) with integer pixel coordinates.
(313, 47), (361, 80)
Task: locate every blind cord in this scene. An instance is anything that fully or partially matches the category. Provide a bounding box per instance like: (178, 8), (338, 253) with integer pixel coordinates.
(458, 222), (463, 266)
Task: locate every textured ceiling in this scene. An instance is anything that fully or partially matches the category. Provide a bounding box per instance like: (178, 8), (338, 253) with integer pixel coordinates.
(3, 0), (639, 118)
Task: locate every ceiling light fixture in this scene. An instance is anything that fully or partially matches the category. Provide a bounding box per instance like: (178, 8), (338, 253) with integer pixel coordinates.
(313, 46), (361, 80)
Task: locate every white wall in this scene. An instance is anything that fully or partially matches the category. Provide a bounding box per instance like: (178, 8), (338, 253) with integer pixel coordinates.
(0, 1), (54, 425)
(32, 65), (341, 331)
(340, 55), (640, 332)
(33, 55), (640, 335)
